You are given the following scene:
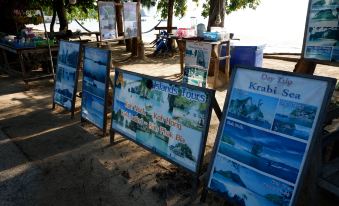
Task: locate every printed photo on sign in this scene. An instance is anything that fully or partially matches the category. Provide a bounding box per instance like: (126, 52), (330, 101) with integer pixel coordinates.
(332, 46), (339, 61)
(227, 88), (279, 130)
(123, 3), (138, 38)
(219, 119), (306, 184)
(54, 65), (76, 110)
(83, 48), (108, 98)
(306, 27), (338, 46)
(309, 9), (338, 27)
(304, 45), (332, 60)
(54, 41), (80, 110)
(185, 42), (212, 69)
(58, 41), (79, 68)
(272, 100), (317, 140)
(183, 66), (208, 87)
(98, 1), (117, 40)
(311, 0), (339, 10)
(82, 91), (105, 128)
(112, 71), (210, 172)
(209, 155), (294, 206)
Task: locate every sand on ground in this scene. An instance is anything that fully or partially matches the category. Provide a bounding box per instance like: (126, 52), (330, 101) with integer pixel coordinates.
(0, 43), (338, 206)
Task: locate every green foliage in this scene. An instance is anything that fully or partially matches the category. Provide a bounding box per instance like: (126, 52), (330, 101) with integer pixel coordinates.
(3, 0), (98, 21)
(202, 0), (261, 18)
(156, 0), (198, 19)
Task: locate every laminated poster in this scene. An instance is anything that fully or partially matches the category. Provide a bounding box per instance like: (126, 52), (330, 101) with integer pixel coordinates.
(183, 41), (212, 87)
(54, 41), (80, 111)
(111, 69), (213, 172)
(123, 2), (138, 39)
(304, 0), (339, 62)
(81, 47), (110, 129)
(207, 67), (333, 206)
(98, 1), (117, 40)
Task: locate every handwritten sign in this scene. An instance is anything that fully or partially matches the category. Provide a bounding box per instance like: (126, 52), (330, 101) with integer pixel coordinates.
(111, 69), (214, 172)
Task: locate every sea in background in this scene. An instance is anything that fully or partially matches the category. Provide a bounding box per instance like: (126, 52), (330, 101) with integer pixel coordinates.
(31, 0), (309, 54)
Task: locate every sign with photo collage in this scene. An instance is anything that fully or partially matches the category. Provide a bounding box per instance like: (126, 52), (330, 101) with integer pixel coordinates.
(53, 40), (81, 112)
(111, 69), (214, 173)
(207, 66), (336, 206)
(123, 2), (138, 39)
(81, 47), (111, 130)
(183, 41), (212, 88)
(98, 1), (117, 41)
(303, 0), (339, 63)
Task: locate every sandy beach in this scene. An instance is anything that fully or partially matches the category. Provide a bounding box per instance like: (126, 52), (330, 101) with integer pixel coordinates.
(0, 43), (338, 206)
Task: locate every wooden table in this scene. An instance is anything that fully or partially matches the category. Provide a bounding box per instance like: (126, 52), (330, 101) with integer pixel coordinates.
(0, 44), (58, 84)
(173, 37), (231, 89)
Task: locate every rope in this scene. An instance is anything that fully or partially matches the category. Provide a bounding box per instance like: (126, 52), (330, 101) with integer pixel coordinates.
(142, 19), (163, 34)
(74, 18), (164, 34)
(74, 19), (92, 33)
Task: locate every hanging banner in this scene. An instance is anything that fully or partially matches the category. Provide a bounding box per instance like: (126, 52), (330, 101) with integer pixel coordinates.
(183, 41), (212, 87)
(302, 0), (339, 63)
(98, 1), (117, 40)
(53, 40), (81, 112)
(81, 47), (111, 130)
(206, 66), (336, 206)
(123, 2), (138, 39)
(111, 69), (214, 173)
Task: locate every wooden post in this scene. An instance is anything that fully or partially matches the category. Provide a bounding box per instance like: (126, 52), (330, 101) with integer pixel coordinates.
(115, 1), (124, 44)
(294, 58), (317, 74)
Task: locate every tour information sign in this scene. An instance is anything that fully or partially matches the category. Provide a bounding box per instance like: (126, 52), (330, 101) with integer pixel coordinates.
(123, 2), (138, 39)
(183, 41), (212, 87)
(303, 0), (339, 62)
(207, 66), (335, 206)
(111, 69), (214, 173)
(54, 40), (80, 112)
(98, 1), (117, 40)
(81, 47), (111, 130)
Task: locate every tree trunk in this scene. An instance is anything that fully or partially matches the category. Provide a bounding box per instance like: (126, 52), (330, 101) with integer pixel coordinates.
(55, 0), (68, 32)
(207, 0), (225, 31)
(167, 0), (174, 34)
(114, 0), (124, 44)
(50, 8), (57, 32)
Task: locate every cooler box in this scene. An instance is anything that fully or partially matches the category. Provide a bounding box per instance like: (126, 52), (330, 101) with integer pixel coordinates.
(220, 43), (265, 72)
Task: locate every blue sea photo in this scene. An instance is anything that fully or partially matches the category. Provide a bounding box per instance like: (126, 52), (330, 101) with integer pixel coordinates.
(209, 155), (294, 206)
(112, 71), (209, 172)
(83, 47), (109, 84)
(219, 119), (306, 183)
(54, 64), (77, 110)
(227, 88), (279, 129)
(272, 100), (317, 140)
(58, 41), (80, 68)
(82, 91), (105, 129)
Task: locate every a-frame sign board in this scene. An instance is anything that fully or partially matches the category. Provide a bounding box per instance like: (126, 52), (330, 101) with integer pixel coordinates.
(109, 68), (215, 197)
(203, 66), (336, 206)
(80, 46), (112, 136)
(53, 40), (81, 118)
(301, 0), (338, 66)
